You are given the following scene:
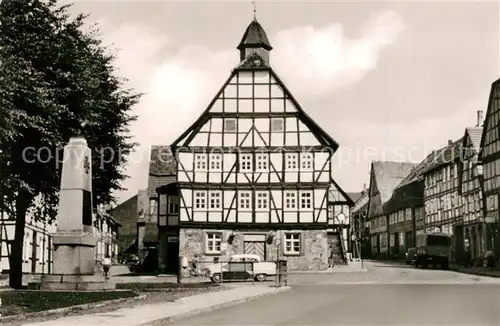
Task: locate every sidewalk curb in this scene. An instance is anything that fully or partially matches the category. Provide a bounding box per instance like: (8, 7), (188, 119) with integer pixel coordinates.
(450, 267), (500, 278)
(139, 286), (291, 326)
(0, 294), (147, 323)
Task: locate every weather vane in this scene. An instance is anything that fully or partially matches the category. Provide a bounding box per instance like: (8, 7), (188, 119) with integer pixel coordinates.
(251, 0), (257, 20)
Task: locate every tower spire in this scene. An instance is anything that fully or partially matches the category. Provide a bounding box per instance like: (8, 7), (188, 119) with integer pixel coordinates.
(252, 0), (257, 20)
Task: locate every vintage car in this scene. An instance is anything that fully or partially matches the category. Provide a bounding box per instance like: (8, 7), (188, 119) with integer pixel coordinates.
(204, 254), (277, 283)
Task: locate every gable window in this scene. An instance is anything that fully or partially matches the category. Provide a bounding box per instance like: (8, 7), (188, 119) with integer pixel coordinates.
(240, 154), (252, 171)
(224, 119), (236, 132)
(210, 191), (221, 209)
(205, 232), (222, 254)
(271, 118), (284, 132)
(256, 154), (268, 171)
(168, 196), (179, 214)
(195, 154), (207, 170)
(256, 191), (268, 210)
(194, 192), (206, 210)
(300, 192), (312, 210)
(239, 191), (251, 211)
(286, 153), (298, 170)
(149, 199), (157, 216)
(301, 153), (313, 170)
(285, 192), (296, 209)
(210, 154), (221, 171)
(284, 232), (301, 255)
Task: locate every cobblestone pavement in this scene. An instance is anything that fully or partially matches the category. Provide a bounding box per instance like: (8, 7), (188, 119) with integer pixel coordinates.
(166, 260), (500, 325)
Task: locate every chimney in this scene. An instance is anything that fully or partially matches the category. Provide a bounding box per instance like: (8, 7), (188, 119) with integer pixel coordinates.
(477, 110), (484, 127)
(363, 183), (367, 194)
(448, 139), (453, 145)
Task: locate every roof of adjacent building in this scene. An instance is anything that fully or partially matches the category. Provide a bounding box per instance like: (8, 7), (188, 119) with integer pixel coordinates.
(148, 145), (177, 198)
(372, 161), (418, 205)
(465, 127), (482, 154)
(421, 138), (463, 175)
(347, 192), (362, 203)
(351, 191), (369, 214)
(237, 19), (273, 51)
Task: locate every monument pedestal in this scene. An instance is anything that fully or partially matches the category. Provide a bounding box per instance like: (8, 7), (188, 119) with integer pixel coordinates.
(40, 230), (115, 291)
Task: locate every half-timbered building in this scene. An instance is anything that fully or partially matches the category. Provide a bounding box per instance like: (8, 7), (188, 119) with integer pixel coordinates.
(458, 120), (485, 263)
(479, 79), (500, 258)
(421, 138), (463, 261)
(155, 18), (352, 272)
(366, 161), (416, 258)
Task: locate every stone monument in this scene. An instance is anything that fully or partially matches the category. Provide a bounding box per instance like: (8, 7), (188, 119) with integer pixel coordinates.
(40, 136), (115, 290)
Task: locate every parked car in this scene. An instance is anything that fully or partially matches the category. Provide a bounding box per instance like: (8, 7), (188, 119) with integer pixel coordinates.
(204, 254), (277, 283)
(405, 248), (416, 264)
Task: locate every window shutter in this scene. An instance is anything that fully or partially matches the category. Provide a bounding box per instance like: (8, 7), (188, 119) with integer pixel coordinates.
(300, 232), (306, 256)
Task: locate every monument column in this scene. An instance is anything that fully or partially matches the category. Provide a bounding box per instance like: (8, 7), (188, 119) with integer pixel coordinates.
(41, 136), (114, 290)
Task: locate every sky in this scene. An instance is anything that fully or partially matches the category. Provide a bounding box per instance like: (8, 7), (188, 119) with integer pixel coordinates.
(65, 0), (500, 204)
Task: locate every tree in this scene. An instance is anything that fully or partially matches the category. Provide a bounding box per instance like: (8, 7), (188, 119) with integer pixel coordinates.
(0, 0), (139, 288)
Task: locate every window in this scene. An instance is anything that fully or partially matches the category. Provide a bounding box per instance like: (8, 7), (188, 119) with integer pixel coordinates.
(194, 192), (206, 210)
(256, 191), (268, 209)
(256, 154), (268, 171)
(205, 232), (222, 254)
(224, 119), (236, 132)
(210, 154), (221, 170)
(239, 191), (251, 210)
(149, 199), (157, 216)
(301, 153), (313, 170)
(285, 192), (296, 209)
(284, 233), (301, 255)
(271, 118), (284, 132)
(286, 154), (298, 170)
(168, 196), (179, 214)
(240, 154), (252, 171)
(300, 192), (312, 209)
(210, 191), (221, 209)
(195, 154), (207, 170)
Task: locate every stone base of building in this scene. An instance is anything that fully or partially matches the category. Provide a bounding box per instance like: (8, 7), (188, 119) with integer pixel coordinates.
(178, 228), (329, 271)
(39, 274), (115, 291)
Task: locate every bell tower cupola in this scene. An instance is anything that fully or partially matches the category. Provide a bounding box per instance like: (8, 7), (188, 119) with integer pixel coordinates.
(237, 11), (273, 64)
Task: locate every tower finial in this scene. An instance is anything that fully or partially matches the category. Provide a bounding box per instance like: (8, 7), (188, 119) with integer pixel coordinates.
(252, 0), (256, 20)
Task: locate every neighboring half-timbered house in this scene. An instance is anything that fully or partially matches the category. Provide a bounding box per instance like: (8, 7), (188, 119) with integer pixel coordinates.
(155, 18), (351, 272)
(366, 161), (416, 258)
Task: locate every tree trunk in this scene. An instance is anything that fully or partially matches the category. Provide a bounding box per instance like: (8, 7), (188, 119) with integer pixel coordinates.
(9, 191), (33, 289)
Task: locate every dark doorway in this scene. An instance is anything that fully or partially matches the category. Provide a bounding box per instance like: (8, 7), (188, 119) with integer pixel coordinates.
(454, 225), (464, 264)
(166, 236), (179, 274)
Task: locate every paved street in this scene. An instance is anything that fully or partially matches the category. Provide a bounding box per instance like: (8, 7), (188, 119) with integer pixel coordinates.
(165, 261), (500, 325)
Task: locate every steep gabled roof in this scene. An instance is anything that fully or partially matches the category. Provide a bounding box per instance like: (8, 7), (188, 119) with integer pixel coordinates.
(372, 161), (418, 205)
(479, 78), (500, 161)
(465, 127), (482, 155)
(237, 19), (273, 51)
(351, 191), (369, 214)
(421, 138), (463, 175)
(171, 51), (339, 151)
(347, 192), (362, 203)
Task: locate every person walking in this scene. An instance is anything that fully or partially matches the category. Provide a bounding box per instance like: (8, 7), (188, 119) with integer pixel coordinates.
(328, 245), (334, 268)
(102, 255), (112, 280)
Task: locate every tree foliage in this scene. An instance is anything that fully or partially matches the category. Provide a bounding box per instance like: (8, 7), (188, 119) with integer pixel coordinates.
(0, 0), (140, 288)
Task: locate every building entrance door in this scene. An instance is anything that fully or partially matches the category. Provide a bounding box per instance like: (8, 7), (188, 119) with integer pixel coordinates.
(166, 236), (179, 274)
(244, 241), (266, 261)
